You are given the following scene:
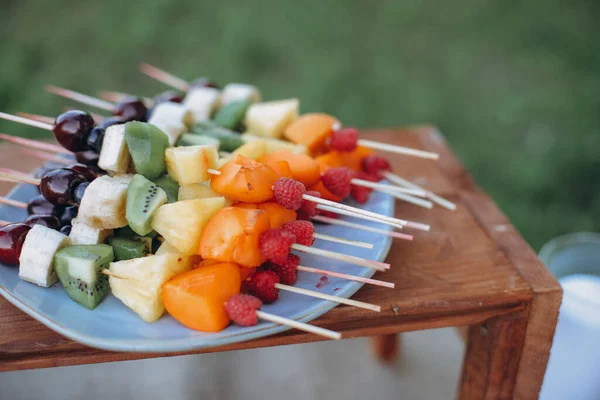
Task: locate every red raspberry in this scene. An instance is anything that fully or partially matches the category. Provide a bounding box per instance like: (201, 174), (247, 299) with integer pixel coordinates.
(351, 171), (377, 204)
(225, 294), (262, 326)
(282, 220), (315, 246)
(330, 127), (358, 152)
(299, 190), (321, 218)
(267, 254), (299, 285)
(318, 210), (338, 219)
(273, 177), (306, 210)
(322, 167), (355, 198)
(248, 270), (280, 303)
(259, 228), (295, 265)
(362, 155), (392, 176)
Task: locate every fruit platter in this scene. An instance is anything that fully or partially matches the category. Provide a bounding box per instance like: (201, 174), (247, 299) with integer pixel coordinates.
(0, 66), (454, 352)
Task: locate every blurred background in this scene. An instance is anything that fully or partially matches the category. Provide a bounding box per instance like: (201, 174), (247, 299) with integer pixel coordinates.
(0, 1), (599, 398)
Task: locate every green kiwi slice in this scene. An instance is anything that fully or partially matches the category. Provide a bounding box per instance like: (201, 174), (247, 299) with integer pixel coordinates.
(213, 99), (251, 130)
(54, 244), (114, 310)
(108, 236), (152, 261)
(152, 174), (179, 203)
(124, 121), (170, 179)
(126, 174), (168, 236)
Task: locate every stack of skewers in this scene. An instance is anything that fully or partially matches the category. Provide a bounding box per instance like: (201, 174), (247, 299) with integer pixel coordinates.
(0, 65), (455, 340)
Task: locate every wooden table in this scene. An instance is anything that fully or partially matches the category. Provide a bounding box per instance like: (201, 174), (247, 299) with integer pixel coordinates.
(0, 127), (561, 399)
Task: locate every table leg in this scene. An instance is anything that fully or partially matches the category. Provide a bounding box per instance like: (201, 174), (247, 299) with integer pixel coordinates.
(370, 333), (400, 363)
(457, 311), (528, 399)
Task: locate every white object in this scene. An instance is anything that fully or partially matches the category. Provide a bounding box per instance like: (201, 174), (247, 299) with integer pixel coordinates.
(69, 218), (113, 245)
(98, 124), (130, 174)
(183, 87), (221, 123)
(147, 102), (193, 145)
(19, 225), (69, 287)
(78, 175), (129, 229)
(220, 83), (261, 106)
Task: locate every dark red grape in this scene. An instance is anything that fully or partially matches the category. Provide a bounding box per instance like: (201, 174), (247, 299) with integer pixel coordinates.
(59, 206), (78, 227)
(40, 168), (87, 205)
(75, 150), (99, 167)
(59, 225), (72, 235)
(113, 99), (147, 122)
(66, 163), (98, 181)
(27, 195), (62, 216)
(53, 110), (95, 152)
(25, 214), (60, 230)
(0, 223), (31, 265)
(85, 127), (104, 153)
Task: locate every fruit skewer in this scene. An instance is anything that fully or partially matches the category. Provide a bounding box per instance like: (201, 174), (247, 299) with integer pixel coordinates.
(138, 63), (439, 160)
(380, 171), (457, 211)
(312, 215), (414, 241)
(226, 294), (341, 340)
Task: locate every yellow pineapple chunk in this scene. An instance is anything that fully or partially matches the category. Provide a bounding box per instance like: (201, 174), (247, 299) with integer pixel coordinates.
(165, 145), (219, 185)
(151, 197), (226, 254)
(244, 99), (299, 138)
(231, 140), (268, 160)
(109, 253), (192, 322)
(241, 133), (308, 155)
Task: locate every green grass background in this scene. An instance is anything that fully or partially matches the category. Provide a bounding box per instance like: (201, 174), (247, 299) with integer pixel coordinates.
(1, 0), (599, 249)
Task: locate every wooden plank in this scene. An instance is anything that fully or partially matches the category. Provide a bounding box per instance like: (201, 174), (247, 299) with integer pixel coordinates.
(0, 129), (551, 381)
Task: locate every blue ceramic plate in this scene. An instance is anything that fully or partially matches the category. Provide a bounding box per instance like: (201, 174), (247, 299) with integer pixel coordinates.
(0, 181), (394, 352)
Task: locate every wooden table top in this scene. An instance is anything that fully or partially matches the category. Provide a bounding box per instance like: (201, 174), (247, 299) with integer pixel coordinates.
(0, 126), (561, 398)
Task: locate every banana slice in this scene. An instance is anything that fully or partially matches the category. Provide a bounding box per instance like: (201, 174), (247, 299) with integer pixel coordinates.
(19, 225), (70, 287)
(98, 124), (130, 174)
(220, 83), (261, 106)
(69, 218), (113, 245)
(183, 87), (221, 124)
(78, 175), (129, 229)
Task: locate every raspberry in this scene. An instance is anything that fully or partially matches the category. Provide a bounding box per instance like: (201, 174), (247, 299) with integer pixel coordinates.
(267, 254), (299, 285)
(273, 177), (306, 210)
(248, 270), (280, 303)
(318, 210), (338, 219)
(362, 155), (392, 176)
(351, 171), (377, 204)
(299, 190), (321, 218)
(330, 127), (358, 152)
(282, 220), (315, 246)
(225, 294), (262, 326)
(322, 167), (355, 198)
(259, 228), (295, 265)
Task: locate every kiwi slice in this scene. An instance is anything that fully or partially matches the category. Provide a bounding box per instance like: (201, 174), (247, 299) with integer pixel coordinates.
(152, 174), (179, 203)
(124, 121), (170, 179)
(114, 225), (158, 238)
(176, 134), (220, 148)
(213, 99), (251, 130)
(54, 244), (114, 310)
(126, 174), (168, 236)
(191, 122), (243, 152)
(108, 236), (152, 261)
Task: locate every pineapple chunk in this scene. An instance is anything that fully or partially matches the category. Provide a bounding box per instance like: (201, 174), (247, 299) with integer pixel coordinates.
(69, 218), (113, 245)
(151, 197), (226, 254)
(220, 83), (261, 106)
(231, 140), (267, 160)
(241, 133), (308, 155)
(108, 253), (192, 322)
(183, 87), (221, 123)
(156, 241), (201, 268)
(98, 125), (130, 174)
(178, 182), (220, 201)
(165, 145), (219, 185)
(244, 99), (299, 138)
(78, 176), (129, 229)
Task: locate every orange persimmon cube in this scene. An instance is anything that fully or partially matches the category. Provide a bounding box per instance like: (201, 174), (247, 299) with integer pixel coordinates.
(259, 150), (321, 187)
(210, 155), (279, 203)
(283, 113), (340, 153)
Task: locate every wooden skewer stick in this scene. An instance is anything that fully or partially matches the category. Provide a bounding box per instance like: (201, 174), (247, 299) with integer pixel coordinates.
(312, 232), (373, 249)
(254, 310), (341, 340)
(315, 204), (404, 230)
(46, 85), (115, 112)
(376, 186), (434, 209)
(0, 132), (67, 153)
(297, 265), (394, 288)
(291, 243), (389, 271)
(0, 196), (27, 209)
(207, 168), (221, 175)
(22, 149), (70, 164)
(99, 91), (154, 106)
(0, 170), (40, 186)
(312, 215), (414, 241)
(357, 138), (439, 160)
(382, 171), (457, 211)
(350, 178), (427, 197)
(275, 283), (381, 312)
(0, 112), (54, 131)
(139, 63), (190, 92)
(15, 112), (55, 125)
